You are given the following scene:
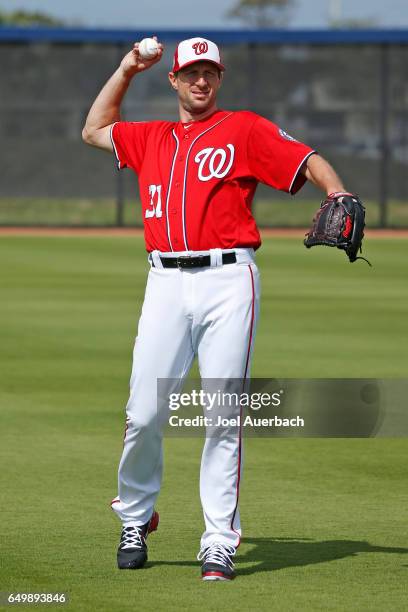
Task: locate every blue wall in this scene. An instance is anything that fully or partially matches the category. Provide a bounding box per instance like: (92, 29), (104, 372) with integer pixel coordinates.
(1, 26), (408, 45)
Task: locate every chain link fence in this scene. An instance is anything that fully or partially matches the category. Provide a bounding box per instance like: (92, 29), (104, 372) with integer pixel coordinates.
(1, 30), (407, 227)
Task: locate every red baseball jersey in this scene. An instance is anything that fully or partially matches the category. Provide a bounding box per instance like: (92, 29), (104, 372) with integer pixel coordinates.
(111, 110), (315, 252)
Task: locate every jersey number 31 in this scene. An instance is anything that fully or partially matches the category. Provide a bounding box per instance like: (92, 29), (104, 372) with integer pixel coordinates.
(146, 184), (163, 219)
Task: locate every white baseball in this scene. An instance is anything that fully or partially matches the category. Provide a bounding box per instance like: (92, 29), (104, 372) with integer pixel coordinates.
(138, 38), (159, 60)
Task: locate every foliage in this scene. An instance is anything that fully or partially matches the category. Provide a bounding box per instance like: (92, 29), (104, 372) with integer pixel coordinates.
(227, 0), (296, 28)
(329, 17), (380, 29)
(0, 9), (63, 26)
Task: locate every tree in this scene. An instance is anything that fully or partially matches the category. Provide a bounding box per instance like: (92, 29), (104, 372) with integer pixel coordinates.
(328, 0), (380, 29)
(0, 9), (64, 26)
(226, 0), (296, 28)
(329, 17), (380, 29)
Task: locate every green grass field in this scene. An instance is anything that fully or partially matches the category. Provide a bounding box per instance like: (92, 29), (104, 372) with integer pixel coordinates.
(1, 236), (407, 611)
(1, 197), (408, 227)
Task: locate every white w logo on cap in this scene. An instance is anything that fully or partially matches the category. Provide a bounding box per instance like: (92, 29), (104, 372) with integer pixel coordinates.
(192, 41), (209, 55)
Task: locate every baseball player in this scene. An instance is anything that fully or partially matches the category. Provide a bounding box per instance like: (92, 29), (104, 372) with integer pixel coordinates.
(82, 36), (348, 581)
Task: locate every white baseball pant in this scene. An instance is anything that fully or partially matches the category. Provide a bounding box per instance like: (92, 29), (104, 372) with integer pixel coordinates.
(111, 248), (260, 550)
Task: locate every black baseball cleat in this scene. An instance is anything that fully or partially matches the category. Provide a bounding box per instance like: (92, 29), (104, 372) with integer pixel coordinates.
(117, 510), (159, 570)
(198, 543), (236, 581)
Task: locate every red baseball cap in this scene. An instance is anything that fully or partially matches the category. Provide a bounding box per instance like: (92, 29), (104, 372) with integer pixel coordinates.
(172, 37), (225, 72)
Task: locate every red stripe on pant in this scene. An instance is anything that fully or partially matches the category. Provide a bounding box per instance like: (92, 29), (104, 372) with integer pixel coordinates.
(230, 264), (255, 547)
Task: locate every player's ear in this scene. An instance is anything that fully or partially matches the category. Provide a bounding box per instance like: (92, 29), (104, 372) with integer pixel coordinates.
(168, 72), (179, 91)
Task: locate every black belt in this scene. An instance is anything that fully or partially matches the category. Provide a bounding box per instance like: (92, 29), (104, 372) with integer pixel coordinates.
(153, 252), (237, 269)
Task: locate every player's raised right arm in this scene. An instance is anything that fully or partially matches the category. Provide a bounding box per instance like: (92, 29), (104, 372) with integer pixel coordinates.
(82, 40), (163, 151)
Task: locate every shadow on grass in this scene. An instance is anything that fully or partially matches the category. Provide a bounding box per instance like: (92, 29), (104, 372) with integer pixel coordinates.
(149, 537), (408, 574)
(236, 537), (408, 575)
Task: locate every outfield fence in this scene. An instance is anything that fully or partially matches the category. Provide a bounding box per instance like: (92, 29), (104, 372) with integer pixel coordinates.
(1, 27), (408, 227)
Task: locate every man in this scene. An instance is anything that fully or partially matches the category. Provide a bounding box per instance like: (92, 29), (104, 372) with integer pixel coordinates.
(82, 36), (348, 581)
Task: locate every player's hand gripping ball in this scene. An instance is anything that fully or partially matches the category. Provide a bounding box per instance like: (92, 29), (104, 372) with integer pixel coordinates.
(138, 38), (159, 60)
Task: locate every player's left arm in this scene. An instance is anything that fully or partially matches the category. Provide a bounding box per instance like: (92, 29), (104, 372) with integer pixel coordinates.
(300, 153), (347, 195)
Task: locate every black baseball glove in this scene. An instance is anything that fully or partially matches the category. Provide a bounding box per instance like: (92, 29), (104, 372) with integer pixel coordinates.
(304, 192), (371, 265)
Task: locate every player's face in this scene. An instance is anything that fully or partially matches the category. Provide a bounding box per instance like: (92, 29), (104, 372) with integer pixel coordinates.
(169, 61), (222, 116)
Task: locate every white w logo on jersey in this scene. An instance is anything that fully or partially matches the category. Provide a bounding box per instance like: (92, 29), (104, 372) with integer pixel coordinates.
(194, 144), (235, 182)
